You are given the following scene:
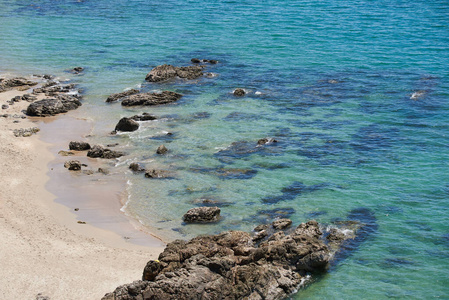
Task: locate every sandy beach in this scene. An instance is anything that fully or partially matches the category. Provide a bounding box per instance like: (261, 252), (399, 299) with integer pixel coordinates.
(0, 80), (165, 300)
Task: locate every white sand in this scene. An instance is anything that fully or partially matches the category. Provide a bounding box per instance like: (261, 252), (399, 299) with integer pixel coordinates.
(0, 84), (164, 300)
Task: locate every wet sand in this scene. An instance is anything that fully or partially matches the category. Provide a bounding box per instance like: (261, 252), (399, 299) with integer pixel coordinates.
(0, 78), (165, 300)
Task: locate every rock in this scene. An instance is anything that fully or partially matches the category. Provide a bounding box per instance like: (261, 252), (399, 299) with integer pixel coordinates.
(143, 260), (164, 281)
(2, 104), (8, 109)
(156, 145), (168, 155)
(121, 91), (182, 107)
(13, 127), (40, 137)
(272, 218), (293, 230)
(130, 113), (157, 121)
(0, 77), (38, 92)
(114, 117), (140, 132)
(98, 168), (109, 175)
(64, 160), (82, 171)
(105, 89), (140, 103)
(233, 88), (245, 96)
(183, 206), (221, 223)
(35, 293), (50, 300)
(145, 64), (204, 82)
(257, 137), (278, 145)
(69, 141), (91, 151)
(26, 95), (81, 116)
(87, 145), (124, 159)
(129, 162), (145, 172)
(144, 169), (175, 179)
(191, 58), (201, 64)
(72, 67), (84, 74)
(58, 150), (75, 156)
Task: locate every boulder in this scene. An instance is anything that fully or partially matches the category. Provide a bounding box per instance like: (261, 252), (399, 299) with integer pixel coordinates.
(69, 141), (91, 151)
(191, 58), (201, 64)
(121, 91), (182, 107)
(105, 89), (140, 103)
(130, 113), (157, 121)
(145, 64), (204, 82)
(87, 145), (124, 159)
(272, 218), (293, 230)
(156, 145), (168, 155)
(114, 117), (140, 132)
(64, 160), (82, 171)
(26, 95), (81, 116)
(233, 88), (245, 96)
(183, 207), (221, 223)
(144, 169), (174, 179)
(129, 162), (145, 172)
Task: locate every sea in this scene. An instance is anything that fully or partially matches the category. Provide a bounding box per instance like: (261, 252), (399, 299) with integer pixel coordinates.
(1, 0), (448, 298)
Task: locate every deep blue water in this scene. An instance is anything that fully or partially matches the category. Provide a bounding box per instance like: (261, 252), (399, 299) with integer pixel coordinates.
(1, 0), (449, 298)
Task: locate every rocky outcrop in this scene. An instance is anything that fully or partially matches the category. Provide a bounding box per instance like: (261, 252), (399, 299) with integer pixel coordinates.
(105, 89), (140, 103)
(69, 141), (91, 151)
(183, 206), (221, 223)
(87, 145), (124, 159)
(145, 64), (204, 82)
(102, 220), (338, 300)
(121, 91), (182, 107)
(26, 95), (81, 117)
(272, 218), (292, 230)
(0, 77), (38, 92)
(114, 117), (140, 132)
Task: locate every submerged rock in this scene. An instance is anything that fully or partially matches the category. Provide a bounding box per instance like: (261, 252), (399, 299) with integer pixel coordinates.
(121, 91), (182, 107)
(26, 95), (81, 117)
(105, 89), (140, 103)
(144, 169), (175, 179)
(145, 64), (204, 82)
(130, 113), (157, 121)
(129, 162), (145, 172)
(87, 145), (124, 159)
(233, 88), (245, 96)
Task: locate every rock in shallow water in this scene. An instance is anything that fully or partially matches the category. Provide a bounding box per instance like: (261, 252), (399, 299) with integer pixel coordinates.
(183, 206), (221, 223)
(145, 64), (204, 82)
(26, 95), (81, 117)
(114, 117), (140, 132)
(121, 91), (183, 107)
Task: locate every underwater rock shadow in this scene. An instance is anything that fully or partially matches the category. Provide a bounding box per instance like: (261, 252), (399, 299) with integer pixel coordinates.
(261, 181), (330, 204)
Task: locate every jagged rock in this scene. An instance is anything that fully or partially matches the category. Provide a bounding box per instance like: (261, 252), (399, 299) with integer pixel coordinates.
(145, 64), (204, 82)
(233, 88), (246, 96)
(144, 169), (174, 179)
(114, 117), (140, 132)
(64, 160), (82, 171)
(272, 218), (293, 230)
(13, 127), (40, 137)
(156, 145), (168, 155)
(87, 145), (124, 159)
(129, 162), (145, 172)
(69, 141), (91, 151)
(105, 89), (140, 103)
(183, 206), (221, 223)
(121, 91), (182, 107)
(26, 95), (81, 116)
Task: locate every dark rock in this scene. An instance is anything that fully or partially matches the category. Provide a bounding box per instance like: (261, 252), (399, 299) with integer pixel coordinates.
(129, 162), (145, 172)
(105, 89), (140, 103)
(143, 260), (164, 281)
(121, 91), (182, 107)
(35, 293), (50, 300)
(64, 160), (82, 171)
(144, 169), (175, 179)
(114, 117), (140, 132)
(2, 105), (8, 109)
(98, 168), (109, 175)
(87, 145), (124, 159)
(71, 67), (84, 74)
(145, 64), (204, 82)
(233, 88), (245, 96)
(156, 145), (168, 155)
(191, 58), (201, 64)
(183, 206), (221, 223)
(272, 218), (293, 230)
(26, 96), (81, 117)
(69, 141), (91, 151)
(130, 113), (157, 121)
(0, 77), (38, 92)
(254, 224), (269, 232)
(208, 59), (218, 64)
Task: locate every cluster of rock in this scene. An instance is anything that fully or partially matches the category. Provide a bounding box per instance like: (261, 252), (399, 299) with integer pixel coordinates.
(13, 127), (40, 137)
(102, 219), (358, 300)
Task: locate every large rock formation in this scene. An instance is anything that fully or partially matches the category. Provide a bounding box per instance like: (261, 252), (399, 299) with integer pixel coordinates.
(103, 208), (377, 300)
(26, 95), (82, 117)
(121, 91), (182, 107)
(145, 64), (204, 82)
(102, 220), (333, 300)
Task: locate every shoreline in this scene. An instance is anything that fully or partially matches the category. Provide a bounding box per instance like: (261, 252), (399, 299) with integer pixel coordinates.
(0, 75), (165, 299)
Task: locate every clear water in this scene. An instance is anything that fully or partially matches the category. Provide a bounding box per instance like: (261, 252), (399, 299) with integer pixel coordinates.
(1, 0), (449, 298)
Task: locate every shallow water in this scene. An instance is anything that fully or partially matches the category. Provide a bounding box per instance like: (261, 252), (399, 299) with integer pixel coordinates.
(1, 0), (449, 298)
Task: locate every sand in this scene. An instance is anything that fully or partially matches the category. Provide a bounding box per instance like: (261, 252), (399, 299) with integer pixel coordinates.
(0, 82), (165, 300)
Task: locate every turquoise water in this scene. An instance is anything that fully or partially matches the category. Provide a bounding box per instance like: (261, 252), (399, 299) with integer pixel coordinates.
(1, 0), (449, 298)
